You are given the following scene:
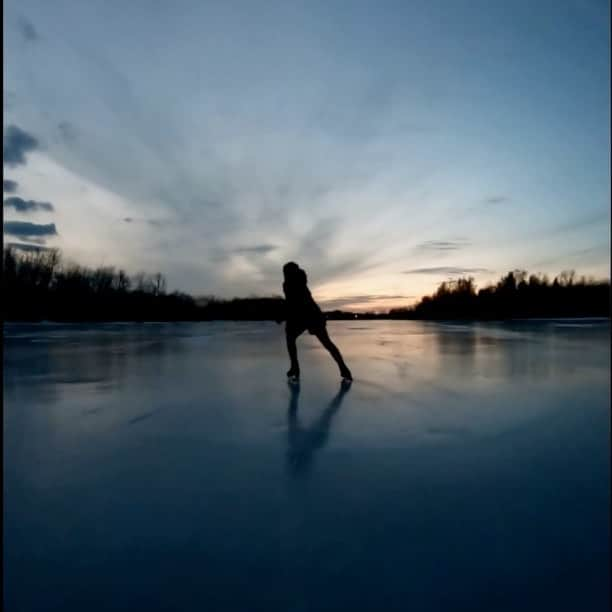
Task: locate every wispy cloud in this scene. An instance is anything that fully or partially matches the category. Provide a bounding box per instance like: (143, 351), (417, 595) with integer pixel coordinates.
(319, 294), (414, 310)
(530, 243), (610, 269)
(543, 210), (609, 238)
(415, 239), (470, 252)
(444, 196), (510, 225)
(4, 221), (58, 239)
(121, 216), (167, 227)
(58, 121), (78, 143)
(403, 266), (491, 275)
(233, 244), (278, 255)
(484, 196), (508, 205)
(3, 125), (39, 167)
(3, 179), (18, 193)
(4, 197), (54, 212)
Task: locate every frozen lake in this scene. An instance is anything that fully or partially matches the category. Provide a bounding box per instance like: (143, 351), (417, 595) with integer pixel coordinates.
(4, 320), (610, 611)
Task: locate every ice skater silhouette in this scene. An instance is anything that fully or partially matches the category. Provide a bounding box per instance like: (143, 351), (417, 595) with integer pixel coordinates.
(277, 262), (352, 382)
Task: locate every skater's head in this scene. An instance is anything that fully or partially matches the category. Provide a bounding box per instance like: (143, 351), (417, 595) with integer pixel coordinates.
(283, 261), (307, 285)
(283, 261), (299, 277)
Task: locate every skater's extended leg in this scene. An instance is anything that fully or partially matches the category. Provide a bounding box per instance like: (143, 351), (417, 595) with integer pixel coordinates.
(314, 328), (352, 379)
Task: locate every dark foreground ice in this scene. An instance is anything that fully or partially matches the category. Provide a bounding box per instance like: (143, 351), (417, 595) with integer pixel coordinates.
(3, 320), (610, 611)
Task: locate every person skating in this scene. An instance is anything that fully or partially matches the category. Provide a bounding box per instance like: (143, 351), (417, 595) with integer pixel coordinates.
(277, 262), (352, 383)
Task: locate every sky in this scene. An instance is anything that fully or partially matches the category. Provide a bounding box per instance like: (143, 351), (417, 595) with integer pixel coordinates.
(3, 0), (610, 311)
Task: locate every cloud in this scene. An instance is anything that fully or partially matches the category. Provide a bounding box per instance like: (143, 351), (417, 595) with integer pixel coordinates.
(3, 180), (18, 193)
(530, 243), (610, 269)
(5, 242), (55, 253)
(233, 244), (278, 255)
(544, 210), (609, 237)
(4, 221), (58, 239)
(0, 33), (405, 294)
(120, 216), (166, 227)
(403, 266), (491, 275)
(484, 196), (508, 205)
(447, 197), (510, 224)
(3, 125), (39, 167)
(283, 216), (380, 286)
(415, 239), (470, 252)
(18, 16), (39, 41)
(319, 294), (414, 310)
(58, 121), (78, 143)
(4, 197), (54, 212)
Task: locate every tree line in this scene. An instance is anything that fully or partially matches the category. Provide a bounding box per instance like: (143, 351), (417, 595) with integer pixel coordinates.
(3, 247), (199, 321)
(2, 247), (609, 321)
(389, 271), (610, 320)
(2, 247), (290, 321)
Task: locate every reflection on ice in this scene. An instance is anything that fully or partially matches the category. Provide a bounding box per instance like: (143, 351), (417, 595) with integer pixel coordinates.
(286, 381), (351, 478)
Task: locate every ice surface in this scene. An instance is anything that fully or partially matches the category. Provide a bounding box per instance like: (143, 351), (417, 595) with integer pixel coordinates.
(4, 320), (610, 611)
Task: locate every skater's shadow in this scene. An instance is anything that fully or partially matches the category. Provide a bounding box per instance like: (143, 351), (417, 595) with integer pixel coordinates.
(286, 381), (351, 479)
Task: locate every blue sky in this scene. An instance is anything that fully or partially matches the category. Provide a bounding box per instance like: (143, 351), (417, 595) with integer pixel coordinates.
(3, 0), (610, 310)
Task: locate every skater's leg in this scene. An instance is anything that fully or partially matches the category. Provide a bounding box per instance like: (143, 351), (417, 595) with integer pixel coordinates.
(314, 327), (352, 379)
(286, 327), (300, 376)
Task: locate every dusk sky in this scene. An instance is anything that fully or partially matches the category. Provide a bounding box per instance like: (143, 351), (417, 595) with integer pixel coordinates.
(3, 0), (610, 311)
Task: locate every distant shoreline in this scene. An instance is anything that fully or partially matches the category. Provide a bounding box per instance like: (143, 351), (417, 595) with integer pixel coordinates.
(3, 316), (610, 325)
(4, 247), (610, 323)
